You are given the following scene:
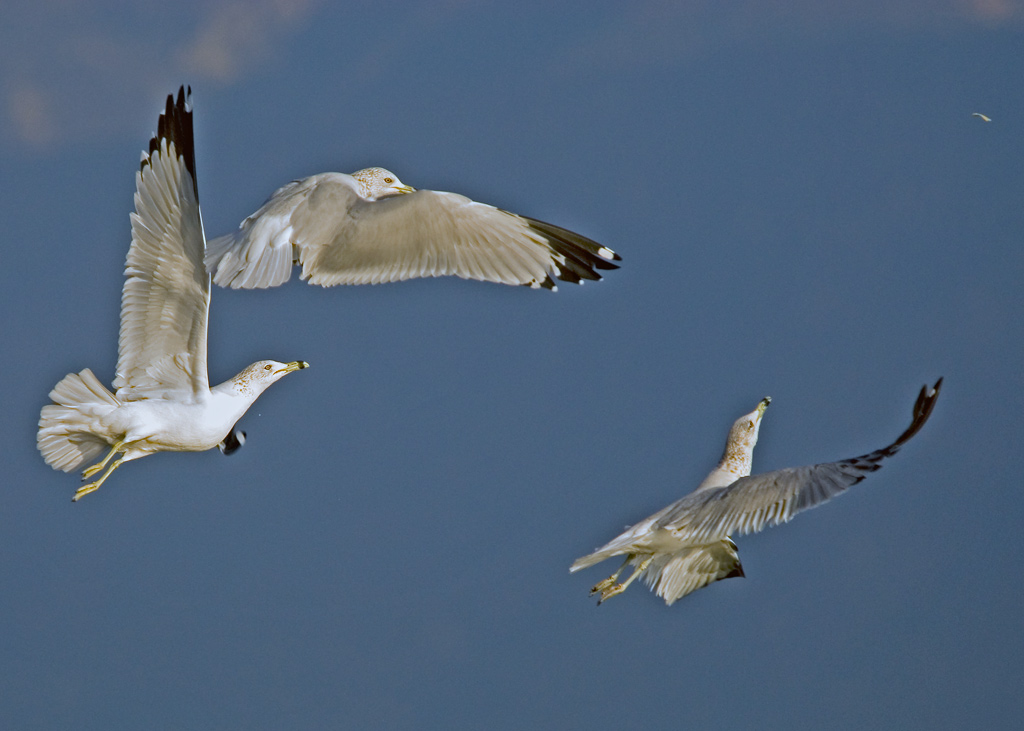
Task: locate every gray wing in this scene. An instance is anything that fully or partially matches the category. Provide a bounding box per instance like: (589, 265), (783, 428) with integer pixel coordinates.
(657, 380), (943, 542)
(207, 177), (619, 289)
(114, 87), (210, 401)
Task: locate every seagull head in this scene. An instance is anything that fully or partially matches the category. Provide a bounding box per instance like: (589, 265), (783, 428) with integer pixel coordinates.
(722, 396), (772, 469)
(351, 167), (416, 200)
(230, 360), (310, 397)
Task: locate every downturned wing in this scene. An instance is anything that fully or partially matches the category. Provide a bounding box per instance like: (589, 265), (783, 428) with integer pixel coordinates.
(114, 87), (210, 401)
(296, 188), (619, 288)
(641, 540), (744, 605)
(660, 380), (943, 542)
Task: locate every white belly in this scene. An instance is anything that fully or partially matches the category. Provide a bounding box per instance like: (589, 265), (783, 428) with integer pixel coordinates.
(100, 396), (243, 455)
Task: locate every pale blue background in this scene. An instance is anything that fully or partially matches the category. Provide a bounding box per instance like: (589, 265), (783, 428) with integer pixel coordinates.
(2, 2), (1022, 729)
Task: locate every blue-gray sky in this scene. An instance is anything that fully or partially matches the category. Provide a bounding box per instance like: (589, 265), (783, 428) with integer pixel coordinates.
(3, 2), (1023, 729)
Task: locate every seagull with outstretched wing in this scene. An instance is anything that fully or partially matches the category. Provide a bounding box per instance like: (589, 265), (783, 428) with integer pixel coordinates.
(38, 88), (308, 501)
(206, 167), (620, 291)
(571, 380), (942, 605)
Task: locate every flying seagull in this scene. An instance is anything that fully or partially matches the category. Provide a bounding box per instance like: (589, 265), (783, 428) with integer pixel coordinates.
(37, 87), (309, 501)
(205, 167), (620, 291)
(971, 112), (992, 122)
(571, 380), (942, 605)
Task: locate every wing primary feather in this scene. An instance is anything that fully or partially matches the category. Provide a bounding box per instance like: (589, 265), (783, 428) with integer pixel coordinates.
(143, 87), (196, 200)
(523, 216), (621, 273)
(683, 379), (943, 541)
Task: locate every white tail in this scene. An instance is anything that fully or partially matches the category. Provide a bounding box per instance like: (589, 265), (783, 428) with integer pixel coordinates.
(37, 369), (120, 472)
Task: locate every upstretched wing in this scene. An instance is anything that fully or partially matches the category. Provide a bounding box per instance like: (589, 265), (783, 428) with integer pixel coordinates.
(114, 87), (210, 401)
(658, 380), (943, 542)
(206, 175), (619, 290)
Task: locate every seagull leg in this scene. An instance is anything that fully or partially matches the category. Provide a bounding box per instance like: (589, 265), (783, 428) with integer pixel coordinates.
(73, 458), (125, 501)
(81, 441), (124, 479)
(597, 556), (653, 604)
(591, 556), (630, 596)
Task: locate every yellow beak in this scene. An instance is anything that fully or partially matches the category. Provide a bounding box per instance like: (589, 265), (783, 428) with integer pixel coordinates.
(278, 361), (310, 374)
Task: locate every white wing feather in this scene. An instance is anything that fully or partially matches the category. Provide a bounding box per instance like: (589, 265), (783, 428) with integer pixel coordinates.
(114, 90), (209, 402)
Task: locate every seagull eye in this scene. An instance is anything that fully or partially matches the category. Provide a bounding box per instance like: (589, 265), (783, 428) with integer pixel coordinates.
(384, 177), (393, 184)
(264, 364), (272, 371)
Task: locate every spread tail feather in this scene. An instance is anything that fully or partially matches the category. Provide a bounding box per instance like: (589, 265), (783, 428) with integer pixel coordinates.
(37, 369), (119, 472)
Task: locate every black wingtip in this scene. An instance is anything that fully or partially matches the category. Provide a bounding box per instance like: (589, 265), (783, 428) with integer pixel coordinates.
(141, 86), (197, 196)
(877, 378), (944, 455)
(724, 564), (745, 580)
(911, 378), (942, 434)
(520, 215), (621, 285)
